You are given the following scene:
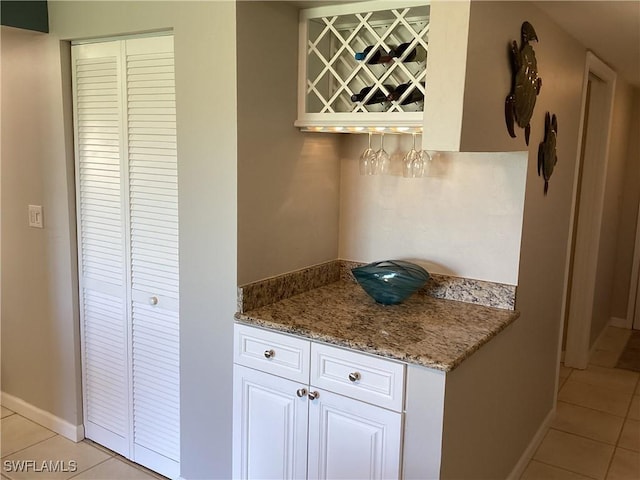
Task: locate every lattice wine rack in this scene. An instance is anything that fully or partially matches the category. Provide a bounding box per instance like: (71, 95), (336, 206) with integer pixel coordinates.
(296, 1), (429, 133)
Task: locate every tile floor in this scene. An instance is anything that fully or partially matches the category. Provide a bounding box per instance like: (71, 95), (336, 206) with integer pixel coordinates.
(0, 407), (165, 479)
(521, 326), (640, 480)
(1, 326), (637, 480)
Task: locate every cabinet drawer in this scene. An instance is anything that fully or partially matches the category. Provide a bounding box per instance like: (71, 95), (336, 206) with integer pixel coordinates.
(234, 324), (310, 383)
(311, 343), (405, 411)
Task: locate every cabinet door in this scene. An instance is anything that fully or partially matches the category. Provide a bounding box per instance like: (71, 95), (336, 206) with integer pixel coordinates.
(233, 365), (309, 480)
(308, 389), (402, 480)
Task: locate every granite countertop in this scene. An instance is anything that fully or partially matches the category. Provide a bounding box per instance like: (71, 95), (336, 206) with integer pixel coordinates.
(235, 280), (520, 372)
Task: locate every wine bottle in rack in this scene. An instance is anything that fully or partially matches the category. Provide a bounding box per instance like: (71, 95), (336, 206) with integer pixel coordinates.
(390, 43), (427, 62)
(351, 85), (394, 104)
(354, 46), (392, 64)
(387, 82), (425, 104)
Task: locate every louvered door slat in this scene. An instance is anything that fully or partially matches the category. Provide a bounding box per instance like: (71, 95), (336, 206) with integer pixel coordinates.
(125, 36), (180, 472)
(133, 272), (178, 290)
(81, 289), (128, 441)
(74, 41), (131, 459)
(74, 49), (127, 301)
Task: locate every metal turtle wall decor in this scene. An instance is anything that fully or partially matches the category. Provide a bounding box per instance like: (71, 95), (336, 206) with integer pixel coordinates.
(538, 112), (558, 195)
(505, 21), (542, 146)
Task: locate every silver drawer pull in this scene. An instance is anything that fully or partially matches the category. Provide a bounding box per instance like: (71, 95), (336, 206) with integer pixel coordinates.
(149, 296), (159, 306)
(308, 391), (320, 400)
(296, 388), (307, 398)
(348, 372), (361, 382)
(264, 349), (275, 359)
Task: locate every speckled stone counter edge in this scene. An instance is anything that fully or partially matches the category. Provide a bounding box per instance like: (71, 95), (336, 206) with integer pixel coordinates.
(238, 260), (340, 312)
(238, 259), (516, 312)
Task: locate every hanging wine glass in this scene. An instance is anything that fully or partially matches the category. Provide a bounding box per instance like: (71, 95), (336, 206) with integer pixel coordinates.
(375, 133), (390, 175)
(403, 134), (420, 178)
(417, 148), (432, 177)
(359, 133), (377, 176)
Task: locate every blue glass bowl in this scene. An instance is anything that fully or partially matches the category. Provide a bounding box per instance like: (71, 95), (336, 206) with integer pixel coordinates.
(352, 260), (430, 305)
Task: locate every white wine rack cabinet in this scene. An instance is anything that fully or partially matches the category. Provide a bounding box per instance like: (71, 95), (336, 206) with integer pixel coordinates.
(296, 0), (430, 133)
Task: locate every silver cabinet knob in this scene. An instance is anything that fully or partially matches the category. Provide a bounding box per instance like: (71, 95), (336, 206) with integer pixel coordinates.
(296, 388), (307, 398)
(348, 372), (361, 382)
(308, 391), (320, 400)
(264, 349), (275, 359)
(149, 296), (159, 306)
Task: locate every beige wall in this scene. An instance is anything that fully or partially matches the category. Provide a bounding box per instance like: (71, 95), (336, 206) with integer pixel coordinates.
(441, 2), (587, 475)
(611, 87), (640, 320)
(591, 79), (636, 343)
(474, 2), (585, 473)
(236, 1), (340, 286)
(339, 135), (527, 285)
(4, 2), (239, 478)
(1, 26), (82, 426)
(462, 1), (586, 153)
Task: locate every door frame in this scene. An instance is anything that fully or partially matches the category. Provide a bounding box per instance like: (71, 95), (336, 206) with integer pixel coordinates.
(562, 52), (617, 369)
(627, 204), (640, 330)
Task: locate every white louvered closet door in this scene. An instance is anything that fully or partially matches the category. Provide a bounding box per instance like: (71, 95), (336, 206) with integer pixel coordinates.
(72, 35), (179, 480)
(125, 36), (180, 477)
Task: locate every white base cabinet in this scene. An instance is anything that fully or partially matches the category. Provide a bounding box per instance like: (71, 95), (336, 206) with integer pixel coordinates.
(308, 389), (402, 480)
(233, 324), (404, 480)
(233, 365), (308, 480)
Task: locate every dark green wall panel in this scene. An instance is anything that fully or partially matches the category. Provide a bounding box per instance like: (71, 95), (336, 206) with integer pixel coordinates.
(1, 1), (49, 33)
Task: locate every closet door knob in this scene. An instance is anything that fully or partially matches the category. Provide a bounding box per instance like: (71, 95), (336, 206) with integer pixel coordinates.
(149, 296), (159, 306)
(308, 391), (320, 400)
(296, 388), (308, 398)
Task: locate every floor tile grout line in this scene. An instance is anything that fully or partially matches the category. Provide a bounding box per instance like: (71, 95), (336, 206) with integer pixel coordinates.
(568, 370), (640, 389)
(555, 398), (631, 419)
(603, 416), (630, 479)
(1, 413), (113, 464)
(547, 426), (618, 449)
(565, 360), (640, 374)
(540, 422), (617, 479)
(556, 395), (633, 419)
(110, 452), (169, 479)
(0, 432), (59, 460)
(75, 438), (167, 479)
(66, 456), (112, 479)
(614, 445), (639, 455)
(81, 438), (117, 458)
(548, 423), (622, 447)
(531, 457), (601, 480)
(561, 371), (638, 390)
(621, 385), (636, 419)
(556, 399), (633, 423)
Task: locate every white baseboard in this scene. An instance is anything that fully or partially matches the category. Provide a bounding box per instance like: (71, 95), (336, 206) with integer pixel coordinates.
(507, 407), (555, 480)
(1, 391), (84, 442)
(610, 316), (631, 329)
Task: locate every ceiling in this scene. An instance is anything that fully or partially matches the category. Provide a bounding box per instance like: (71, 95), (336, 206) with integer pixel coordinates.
(535, 1), (640, 87)
(291, 1), (640, 88)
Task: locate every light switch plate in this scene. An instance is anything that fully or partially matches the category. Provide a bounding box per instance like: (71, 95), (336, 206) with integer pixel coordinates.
(28, 205), (43, 228)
